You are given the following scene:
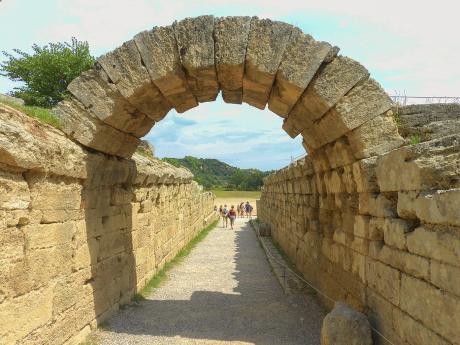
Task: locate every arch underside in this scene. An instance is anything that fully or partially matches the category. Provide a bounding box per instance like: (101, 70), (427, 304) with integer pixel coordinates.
(54, 15), (404, 170)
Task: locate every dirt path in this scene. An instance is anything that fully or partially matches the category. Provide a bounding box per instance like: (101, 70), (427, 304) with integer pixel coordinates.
(96, 218), (325, 345)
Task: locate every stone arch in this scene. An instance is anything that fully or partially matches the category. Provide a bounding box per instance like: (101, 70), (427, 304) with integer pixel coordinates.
(54, 15), (404, 166)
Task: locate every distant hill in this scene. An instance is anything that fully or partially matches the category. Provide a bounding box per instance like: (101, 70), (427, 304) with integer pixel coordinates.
(162, 156), (272, 190)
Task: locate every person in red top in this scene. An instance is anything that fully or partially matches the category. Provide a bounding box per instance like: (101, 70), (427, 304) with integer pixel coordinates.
(228, 205), (237, 230)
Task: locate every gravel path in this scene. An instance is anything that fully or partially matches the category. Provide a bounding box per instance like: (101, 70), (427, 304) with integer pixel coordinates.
(96, 218), (326, 345)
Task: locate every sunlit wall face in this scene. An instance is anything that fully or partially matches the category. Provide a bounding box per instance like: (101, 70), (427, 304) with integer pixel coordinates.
(144, 94), (304, 171)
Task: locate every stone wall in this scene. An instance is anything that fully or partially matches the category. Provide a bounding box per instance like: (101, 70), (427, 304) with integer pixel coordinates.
(258, 106), (459, 345)
(0, 104), (216, 345)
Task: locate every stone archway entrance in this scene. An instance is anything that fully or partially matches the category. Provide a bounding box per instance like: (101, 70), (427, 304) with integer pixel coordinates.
(54, 15), (403, 165)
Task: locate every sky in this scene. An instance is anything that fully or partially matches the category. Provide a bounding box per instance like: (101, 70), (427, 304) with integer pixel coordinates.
(0, 0), (458, 170)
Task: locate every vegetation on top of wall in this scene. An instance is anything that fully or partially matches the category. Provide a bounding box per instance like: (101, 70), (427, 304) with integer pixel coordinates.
(162, 156), (272, 191)
(1, 37), (95, 107)
(0, 100), (60, 128)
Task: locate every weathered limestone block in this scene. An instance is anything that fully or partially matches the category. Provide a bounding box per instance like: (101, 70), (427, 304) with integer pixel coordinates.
(351, 157), (378, 193)
(312, 79), (393, 146)
(406, 226), (460, 266)
(347, 110), (405, 159)
(400, 274), (460, 344)
(382, 217), (413, 250)
(0, 287), (53, 344)
(214, 16), (252, 104)
(374, 245), (430, 280)
(396, 103), (460, 142)
(366, 258), (401, 306)
(359, 193), (397, 218)
(28, 176), (82, 211)
(54, 97), (140, 158)
(320, 302), (372, 345)
(67, 68), (153, 137)
(268, 28), (331, 117)
(243, 18), (293, 109)
(0, 104), (87, 178)
(376, 134), (460, 192)
(134, 25), (198, 112)
(174, 16), (219, 102)
(97, 39), (171, 121)
(392, 308), (451, 345)
(23, 222), (76, 250)
(0, 170), (30, 210)
(283, 56), (369, 138)
(397, 189), (460, 226)
(430, 260), (460, 297)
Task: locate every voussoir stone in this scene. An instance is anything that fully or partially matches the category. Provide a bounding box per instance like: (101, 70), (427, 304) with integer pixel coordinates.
(97, 39), (171, 121)
(214, 16), (252, 104)
(243, 17), (293, 109)
(53, 97), (140, 158)
(284, 56), (369, 138)
(310, 78), (393, 146)
(347, 110), (405, 159)
(174, 15), (219, 102)
(268, 28), (331, 117)
(134, 25), (198, 113)
(67, 68), (153, 137)
(321, 302), (373, 345)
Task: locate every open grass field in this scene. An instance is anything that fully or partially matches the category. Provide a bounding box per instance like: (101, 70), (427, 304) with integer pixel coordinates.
(211, 190), (261, 215)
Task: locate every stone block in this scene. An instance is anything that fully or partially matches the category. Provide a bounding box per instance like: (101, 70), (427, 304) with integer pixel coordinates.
(174, 16), (219, 102)
(358, 193), (397, 218)
(397, 189), (460, 227)
(67, 68), (153, 137)
(347, 110), (405, 159)
(314, 79), (392, 145)
(0, 287), (53, 344)
(406, 226), (460, 266)
(382, 217), (412, 250)
(400, 274), (460, 344)
(268, 28), (331, 116)
(243, 17), (293, 109)
(134, 25), (197, 112)
(97, 39), (171, 121)
(430, 260), (460, 297)
(24, 222), (76, 250)
(284, 56), (369, 137)
(366, 258), (400, 306)
(376, 245), (430, 280)
(0, 170), (30, 210)
(376, 135), (460, 192)
(214, 16), (252, 104)
(393, 308), (450, 345)
(54, 98), (140, 158)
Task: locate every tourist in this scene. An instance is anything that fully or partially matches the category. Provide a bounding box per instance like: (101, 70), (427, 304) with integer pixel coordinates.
(228, 205), (237, 230)
(222, 204), (229, 228)
(236, 203), (241, 217)
(239, 202), (245, 218)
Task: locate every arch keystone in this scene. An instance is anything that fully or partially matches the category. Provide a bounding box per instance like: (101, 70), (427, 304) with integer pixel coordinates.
(243, 18), (294, 109)
(214, 16), (251, 104)
(174, 16), (219, 103)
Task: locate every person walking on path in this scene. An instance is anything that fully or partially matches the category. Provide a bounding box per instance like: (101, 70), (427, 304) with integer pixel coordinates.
(239, 202), (245, 218)
(228, 205), (237, 230)
(222, 204), (229, 228)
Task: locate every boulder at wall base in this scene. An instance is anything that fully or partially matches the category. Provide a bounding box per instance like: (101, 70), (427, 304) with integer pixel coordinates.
(321, 302), (373, 345)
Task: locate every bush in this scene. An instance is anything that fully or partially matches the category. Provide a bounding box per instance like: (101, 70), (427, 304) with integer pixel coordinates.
(1, 37), (95, 107)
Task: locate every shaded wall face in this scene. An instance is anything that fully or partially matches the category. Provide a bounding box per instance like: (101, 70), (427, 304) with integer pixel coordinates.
(0, 113), (216, 345)
(258, 127), (460, 345)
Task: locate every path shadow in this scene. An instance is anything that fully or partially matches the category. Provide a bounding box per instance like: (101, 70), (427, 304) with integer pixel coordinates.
(100, 221), (326, 345)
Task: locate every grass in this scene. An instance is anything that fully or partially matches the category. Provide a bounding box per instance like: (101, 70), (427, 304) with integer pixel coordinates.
(211, 190), (261, 199)
(135, 147), (155, 160)
(0, 100), (60, 128)
(409, 133), (422, 145)
(132, 219), (219, 301)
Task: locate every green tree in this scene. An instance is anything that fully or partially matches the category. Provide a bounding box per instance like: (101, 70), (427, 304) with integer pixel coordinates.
(1, 37), (95, 107)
